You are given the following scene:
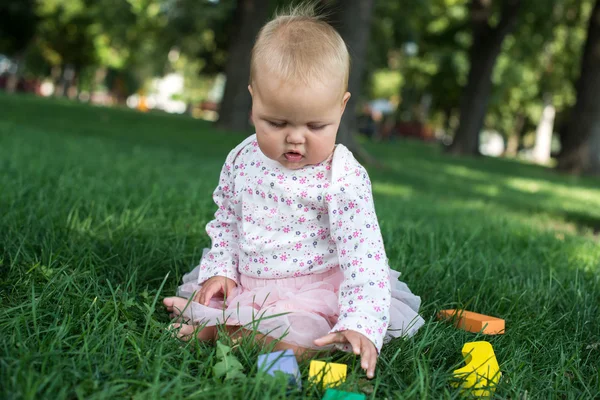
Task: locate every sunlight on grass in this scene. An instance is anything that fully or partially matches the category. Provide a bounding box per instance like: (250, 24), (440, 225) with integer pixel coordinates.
(442, 164), (492, 181)
(472, 184), (500, 196)
(372, 182), (414, 198)
(505, 177), (544, 193)
(506, 177), (600, 207)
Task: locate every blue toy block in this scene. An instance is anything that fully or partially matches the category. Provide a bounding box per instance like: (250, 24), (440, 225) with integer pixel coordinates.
(257, 349), (302, 390)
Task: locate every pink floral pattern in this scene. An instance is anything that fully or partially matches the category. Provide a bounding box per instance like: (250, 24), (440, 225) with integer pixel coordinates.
(198, 135), (392, 349)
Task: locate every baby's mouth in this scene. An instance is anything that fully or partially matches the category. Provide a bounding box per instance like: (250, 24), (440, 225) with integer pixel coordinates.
(284, 151), (303, 162)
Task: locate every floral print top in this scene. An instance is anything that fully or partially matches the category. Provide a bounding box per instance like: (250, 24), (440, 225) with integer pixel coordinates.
(198, 134), (391, 350)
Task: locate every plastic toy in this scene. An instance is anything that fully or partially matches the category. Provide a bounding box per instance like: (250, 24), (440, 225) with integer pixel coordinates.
(309, 360), (347, 387)
(257, 349), (302, 390)
(438, 309), (505, 335)
(322, 388), (366, 399)
(452, 341), (501, 397)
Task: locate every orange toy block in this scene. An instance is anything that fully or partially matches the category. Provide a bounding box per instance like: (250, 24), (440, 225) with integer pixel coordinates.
(438, 309), (505, 335)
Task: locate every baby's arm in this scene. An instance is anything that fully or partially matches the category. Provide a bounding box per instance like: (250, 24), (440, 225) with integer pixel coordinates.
(326, 166), (391, 353)
(197, 146), (245, 287)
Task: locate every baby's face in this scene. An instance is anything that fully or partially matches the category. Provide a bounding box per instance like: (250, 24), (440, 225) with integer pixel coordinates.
(249, 72), (350, 170)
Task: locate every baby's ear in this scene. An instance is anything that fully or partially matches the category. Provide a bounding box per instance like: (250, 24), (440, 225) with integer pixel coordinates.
(341, 92), (351, 111)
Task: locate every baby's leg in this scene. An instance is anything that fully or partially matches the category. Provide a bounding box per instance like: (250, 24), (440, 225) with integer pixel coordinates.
(225, 326), (321, 361)
(164, 298), (326, 356)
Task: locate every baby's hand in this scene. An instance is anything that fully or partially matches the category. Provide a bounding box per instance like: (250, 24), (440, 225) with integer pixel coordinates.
(194, 276), (237, 306)
(314, 330), (378, 378)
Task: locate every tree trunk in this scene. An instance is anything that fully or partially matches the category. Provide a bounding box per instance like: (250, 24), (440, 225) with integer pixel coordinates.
(557, 0), (600, 175)
(90, 67), (107, 101)
(6, 53), (24, 94)
(505, 112), (526, 157)
(332, 0), (376, 163)
(447, 0), (522, 156)
(6, 70), (19, 93)
(216, 0), (271, 132)
(54, 64), (71, 98)
(532, 96), (556, 164)
(50, 65), (62, 96)
(66, 66), (80, 100)
(443, 107), (454, 134)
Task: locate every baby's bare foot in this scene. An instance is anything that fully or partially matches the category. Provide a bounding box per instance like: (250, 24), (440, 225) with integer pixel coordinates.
(163, 296), (192, 321)
(169, 323), (217, 342)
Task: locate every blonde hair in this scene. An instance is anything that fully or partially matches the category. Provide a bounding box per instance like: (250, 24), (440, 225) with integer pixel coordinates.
(249, 3), (350, 92)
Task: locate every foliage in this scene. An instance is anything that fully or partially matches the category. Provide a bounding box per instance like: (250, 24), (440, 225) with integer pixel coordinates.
(487, 0), (593, 140)
(16, 0), (236, 97)
(362, 0), (594, 143)
(35, 0), (98, 70)
(213, 341), (246, 380)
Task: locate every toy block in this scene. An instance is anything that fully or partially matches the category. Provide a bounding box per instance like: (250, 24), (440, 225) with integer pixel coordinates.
(437, 309), (505, 335)
(309, 360), (347, 387)
(322, 388), (366, 399)
(257, 349), (301, 390)
(452, 341), (501, 397)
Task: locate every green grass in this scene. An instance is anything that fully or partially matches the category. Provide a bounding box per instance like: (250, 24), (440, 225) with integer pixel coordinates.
(1, 93), (599, 399)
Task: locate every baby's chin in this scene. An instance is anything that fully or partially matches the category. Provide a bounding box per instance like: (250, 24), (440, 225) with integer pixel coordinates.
(277, 160), (308, 170)
(277, 154), (333, 170)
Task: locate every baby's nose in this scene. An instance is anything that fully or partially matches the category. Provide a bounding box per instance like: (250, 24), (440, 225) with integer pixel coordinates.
(286, 129), (306, 144)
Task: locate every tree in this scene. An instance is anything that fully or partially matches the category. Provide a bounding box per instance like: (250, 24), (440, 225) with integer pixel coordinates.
(448, 0), (522, 156)
(330, 0), (376, 158)
(0, 0), (38, 92)
(557, 0), (600, 174)
(216, 0), (271, 132)
(0, 0), (38, 57)
(484, 0), (583, 160)
(35, 2), (98, 97)
(168, 0), (237, 75)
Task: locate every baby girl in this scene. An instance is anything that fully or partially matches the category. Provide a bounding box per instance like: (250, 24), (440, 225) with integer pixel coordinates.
(163, 5), (424, 378)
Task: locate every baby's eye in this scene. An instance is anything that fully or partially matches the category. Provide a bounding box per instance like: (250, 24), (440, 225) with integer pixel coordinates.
(308, 125), (326, 131)
(268, 121), (286, 128)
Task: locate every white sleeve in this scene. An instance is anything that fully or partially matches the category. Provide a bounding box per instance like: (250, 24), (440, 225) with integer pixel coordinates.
(326, 167), (391, 352)
(196, 144), (247, 285)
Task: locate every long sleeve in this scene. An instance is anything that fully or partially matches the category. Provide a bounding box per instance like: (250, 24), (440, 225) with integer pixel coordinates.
(197, 146), (243, 285)
(326, 167), (391, 352)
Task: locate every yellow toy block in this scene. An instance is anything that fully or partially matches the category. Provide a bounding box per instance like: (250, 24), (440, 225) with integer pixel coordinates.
(309, 360), (347, 387)
(452, 341), (501, 397)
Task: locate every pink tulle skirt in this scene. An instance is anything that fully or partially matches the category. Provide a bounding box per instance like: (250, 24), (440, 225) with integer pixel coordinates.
(176, 255), (424, 350)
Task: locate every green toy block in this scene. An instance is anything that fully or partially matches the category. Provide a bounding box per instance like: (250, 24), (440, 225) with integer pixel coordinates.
(322, 388), (366, 400)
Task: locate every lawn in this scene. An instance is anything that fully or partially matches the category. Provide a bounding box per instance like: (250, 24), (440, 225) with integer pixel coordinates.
(1, 93), (599, 399)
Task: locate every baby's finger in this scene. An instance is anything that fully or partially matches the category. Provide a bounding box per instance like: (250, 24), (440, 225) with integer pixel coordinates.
(197, 287), (207, 305)
(362, 341), (377, 379)
(199, 281), (217, 305)
(201, 284), (219, 306)
(368, 351), (377, 379)
(225, 280), (236, 296)
(345, 334), (363, 355)
(314, 332), (347, 347)
(193, 290), (202, 304)
(360, 344), (374, 378)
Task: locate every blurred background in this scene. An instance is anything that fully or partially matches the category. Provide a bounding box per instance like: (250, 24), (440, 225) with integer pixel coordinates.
(1, 0), (599, 175)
